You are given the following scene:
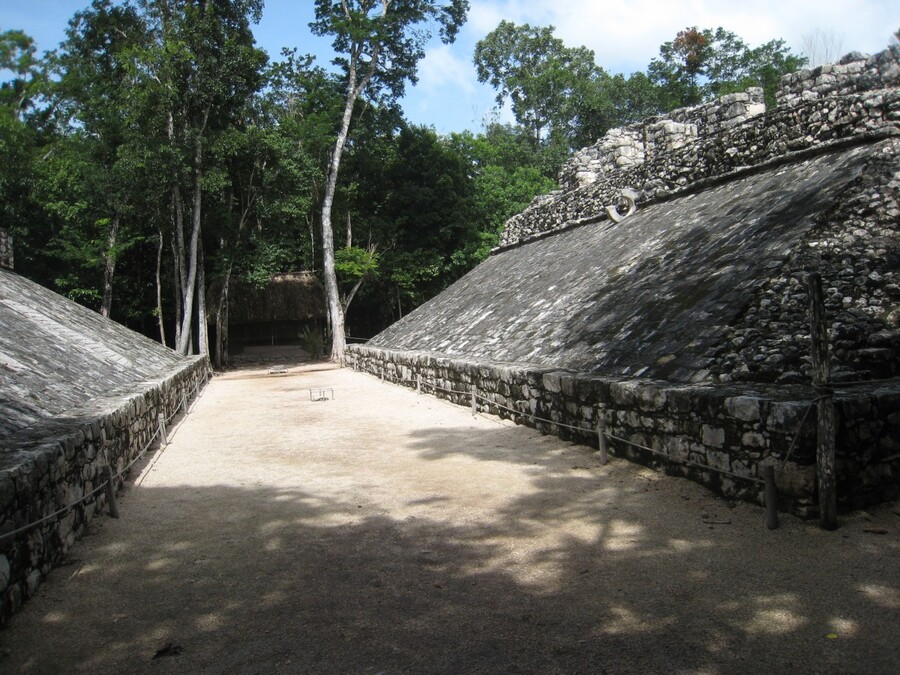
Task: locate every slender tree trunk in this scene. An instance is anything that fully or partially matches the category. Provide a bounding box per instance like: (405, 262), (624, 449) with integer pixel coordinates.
(173, 185), (187, 298)
(306, 215), (316, 271)
(171, 240), (183, 345)
(176, 108), (209, 355)
(167, 102), (189, 349)
(215, 269), (231, 369)
(320, 74), (377, 361)
(156, 229), (167, 347)
(100, 212), (121, 318)
(197, 237), (209, 356)
(321, 97), (354, 362)
(346, 212), (352, 248)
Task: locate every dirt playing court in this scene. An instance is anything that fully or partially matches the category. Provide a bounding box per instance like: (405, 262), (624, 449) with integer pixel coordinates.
(1, 361), (897, 673)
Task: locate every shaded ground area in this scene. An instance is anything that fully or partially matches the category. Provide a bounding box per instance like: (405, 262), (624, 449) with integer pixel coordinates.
(1, 362), (897, 674)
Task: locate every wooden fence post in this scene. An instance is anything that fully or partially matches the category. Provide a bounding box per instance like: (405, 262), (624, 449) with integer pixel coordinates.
(597, 403), (609, 465)
(809, 273), (837, 530)
(158, 413), (168, 447)
(471, 384), (477, 415)
(103, 466), (120, 519)
(764, 465), (779, 530)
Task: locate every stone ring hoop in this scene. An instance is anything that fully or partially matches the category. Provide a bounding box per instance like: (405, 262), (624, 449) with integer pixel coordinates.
(606, 188), (638, 223)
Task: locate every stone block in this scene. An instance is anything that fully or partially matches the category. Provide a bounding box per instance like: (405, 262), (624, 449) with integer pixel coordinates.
(707, 450), (732, 472)
(741, 431), (766, 449)
(667, 388), (693, 414)
(610, 381), (639, 407)
(766, 401), (810, 432)
(701, 424), (726, 448)
(725, 396), (761, 422)
(637, 386), (666, 411)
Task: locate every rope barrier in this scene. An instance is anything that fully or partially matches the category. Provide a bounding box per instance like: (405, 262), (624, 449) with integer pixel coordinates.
(353, 364), (783, 527)
(0, 370), (209, 544)
(603, 431), (765, 485)
(830, 377), (899, 388)
(0, 482), (109, 543)
(780, 399), (817, 470)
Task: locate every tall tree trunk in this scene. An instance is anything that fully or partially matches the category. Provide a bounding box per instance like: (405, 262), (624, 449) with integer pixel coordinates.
(214, 268), (231, 369)
(100, 212), (121, 318)
(171, 189), (185, 348)
(197, 237), (209, 356)
(317, 0), (387, 362)
(171, 240), (183, 346)
(156, 229), (167, 347)
(306, 215), (316, 271)
(176, 108), (209, 355)
(321, 98), (354, 362)
(320, 41), (379, 362)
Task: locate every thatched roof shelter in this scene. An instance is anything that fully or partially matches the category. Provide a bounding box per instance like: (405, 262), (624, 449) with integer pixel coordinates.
(224, 272), (326, 323)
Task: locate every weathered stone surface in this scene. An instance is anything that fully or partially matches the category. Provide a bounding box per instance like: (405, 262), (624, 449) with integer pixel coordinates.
(350, 47), (899, 528)
(506, 47), (899, 248)
(0, 268), (210, 626)
(370, 142), (894, 383)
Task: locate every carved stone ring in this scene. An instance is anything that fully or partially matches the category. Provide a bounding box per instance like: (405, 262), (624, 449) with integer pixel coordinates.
(606, 189), (638, 223)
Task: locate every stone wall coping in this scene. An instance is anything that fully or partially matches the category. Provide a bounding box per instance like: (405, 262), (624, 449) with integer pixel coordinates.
(502, 44), (900, 248)
(348, 344), (898, 404)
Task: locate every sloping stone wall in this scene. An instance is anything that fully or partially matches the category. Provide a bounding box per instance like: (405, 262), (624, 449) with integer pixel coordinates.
(366, 140), (898, 386)
(351, 47), (900, 520)
(0, 356), (208, 625)
(347, 347), (900, 518)
(0, 268), (211, 625)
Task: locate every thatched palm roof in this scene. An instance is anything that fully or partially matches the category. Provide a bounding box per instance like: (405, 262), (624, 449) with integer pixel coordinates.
(219, 272), (326, 323)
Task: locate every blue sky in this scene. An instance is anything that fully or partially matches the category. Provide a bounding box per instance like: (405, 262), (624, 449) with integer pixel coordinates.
(3, 0), (898, 134)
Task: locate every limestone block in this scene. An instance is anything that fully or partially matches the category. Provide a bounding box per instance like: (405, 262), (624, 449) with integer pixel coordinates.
(706, 449), (731, 472)
(724, 102), (747, 119)
(637, 386), (666, 411)
(610, 381), (639, 406)
(701, 424), (726, 447)
(765, 401), (808, 432)
(25, 569), (41, 596)
(724, 396), (761, 422)
(740, 431), (765, 448)
(745, 103), (766, 118)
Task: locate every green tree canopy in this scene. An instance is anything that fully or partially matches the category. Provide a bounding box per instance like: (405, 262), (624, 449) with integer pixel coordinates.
(473, 21), (603, 148)
(649, 26), (806, 109)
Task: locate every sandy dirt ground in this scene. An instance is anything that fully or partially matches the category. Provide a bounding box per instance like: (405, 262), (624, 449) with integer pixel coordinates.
(1, 359), (898, 674)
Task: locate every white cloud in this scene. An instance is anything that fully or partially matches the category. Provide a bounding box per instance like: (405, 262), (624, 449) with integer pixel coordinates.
(466, 0), (898, 75)
(417, 44), (478, 94)
(399, 0), (897, 131)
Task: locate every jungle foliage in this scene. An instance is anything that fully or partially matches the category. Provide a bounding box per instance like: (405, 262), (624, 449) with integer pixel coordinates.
(1, 5), (809, 363)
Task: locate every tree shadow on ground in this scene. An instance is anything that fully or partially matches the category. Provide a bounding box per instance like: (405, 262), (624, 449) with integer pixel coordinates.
(2, 386), (897, 674)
